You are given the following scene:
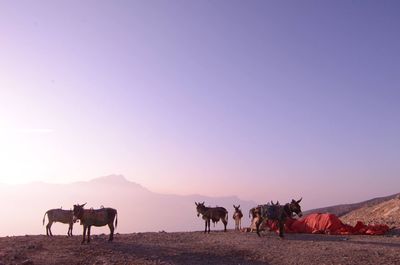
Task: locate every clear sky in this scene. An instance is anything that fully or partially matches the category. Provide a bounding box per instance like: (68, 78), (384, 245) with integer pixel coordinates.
(1, 0), (399, 208)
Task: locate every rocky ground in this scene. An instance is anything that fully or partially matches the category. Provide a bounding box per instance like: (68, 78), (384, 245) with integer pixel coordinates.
(341, 197), (400, 227)
(1, 230), (400, 265)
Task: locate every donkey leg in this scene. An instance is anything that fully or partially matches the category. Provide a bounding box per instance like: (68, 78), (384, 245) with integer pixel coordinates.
(47, 222), (53, 236)
(207, 219), (211, 233)
(81, 226), (87, 244)
(278, 221), (284, 238)
(108, 223), (115, 241)
(222, 219), (227, 232)
(255, 218), (262, 237)
(87, 226), (91, 243)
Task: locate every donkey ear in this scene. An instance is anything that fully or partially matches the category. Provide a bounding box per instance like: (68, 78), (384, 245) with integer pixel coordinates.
(297, 197), (302, 203)
(233, 205), (235, 208)
(81, 202), (87, 207)
(202, 201), (205, 205)
(195, 202), (198, 206)
(238, 205), (240, 208)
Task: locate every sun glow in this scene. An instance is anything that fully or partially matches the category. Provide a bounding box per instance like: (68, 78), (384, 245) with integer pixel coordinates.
(0, 129), (55, 184)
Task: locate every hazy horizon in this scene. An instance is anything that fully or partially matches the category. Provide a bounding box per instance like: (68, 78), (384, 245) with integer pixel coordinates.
(2, 173), (398, 237)
(1, 0), (400, 227)
(0, 174), (260, 236)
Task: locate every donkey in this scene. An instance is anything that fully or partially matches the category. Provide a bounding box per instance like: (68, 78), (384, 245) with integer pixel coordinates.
(195, 202), (228, 233)
(232, 205), (243, 231)
(249, 203), (269, 232)
(255, 198), (303, 238)
(42, 208), (74, 236)
(73, 203), (118, 244)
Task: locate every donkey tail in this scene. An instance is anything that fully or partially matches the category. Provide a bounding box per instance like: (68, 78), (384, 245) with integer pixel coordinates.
(42, 211), (48, 226)
(115, 211), (118, 228)
(225, 210), (229, 223)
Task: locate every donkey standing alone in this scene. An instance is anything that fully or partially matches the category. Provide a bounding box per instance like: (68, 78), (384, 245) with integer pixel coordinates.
(232, 205), (243, 231)
(195, 202), (228, 233)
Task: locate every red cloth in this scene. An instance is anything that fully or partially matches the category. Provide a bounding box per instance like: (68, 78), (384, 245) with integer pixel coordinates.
(265, 213), (390, 235)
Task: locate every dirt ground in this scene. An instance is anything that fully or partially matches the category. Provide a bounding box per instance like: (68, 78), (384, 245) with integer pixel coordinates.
(1, 230), (400, 265)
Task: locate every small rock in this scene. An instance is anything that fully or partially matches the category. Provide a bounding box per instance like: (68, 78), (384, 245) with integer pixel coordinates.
(21, 260), (34, 265)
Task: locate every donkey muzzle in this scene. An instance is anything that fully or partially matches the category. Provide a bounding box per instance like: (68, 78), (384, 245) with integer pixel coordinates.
(298, 212), (303, 217)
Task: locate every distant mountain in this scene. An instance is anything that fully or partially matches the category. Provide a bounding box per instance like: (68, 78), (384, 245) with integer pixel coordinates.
(0, 175), (256, 236)
(304, 192), (400, 217)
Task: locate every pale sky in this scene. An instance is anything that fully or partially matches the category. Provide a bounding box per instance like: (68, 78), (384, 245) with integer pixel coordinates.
(1, 0), (399, 208)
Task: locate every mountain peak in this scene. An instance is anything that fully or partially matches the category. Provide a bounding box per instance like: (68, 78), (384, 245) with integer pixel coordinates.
(88, 174), (149, 191)
(90, 174), (129, 184)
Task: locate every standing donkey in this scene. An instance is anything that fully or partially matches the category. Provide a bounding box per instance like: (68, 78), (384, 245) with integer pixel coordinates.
(195, 202), (228, 233)
(255, 198), (303, 238)
(73, 203), (118, 244)
(42, 208), (74, 236)
(232, 205), (243, 231)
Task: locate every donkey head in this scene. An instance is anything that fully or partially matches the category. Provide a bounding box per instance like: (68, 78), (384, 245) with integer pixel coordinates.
(289, 198), (303, 217)
(73, 203), (87, 222)
(195, 202), (206, 217)
(233, 205), (241, 212)
(271, 200), (280, 206)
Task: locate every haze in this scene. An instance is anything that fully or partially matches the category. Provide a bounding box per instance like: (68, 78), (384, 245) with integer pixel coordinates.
(1, 0), (399, 232)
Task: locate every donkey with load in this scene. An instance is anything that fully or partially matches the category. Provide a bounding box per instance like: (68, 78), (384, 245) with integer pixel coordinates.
(254, 198), (303, 238)
(73, 203), (118, 244)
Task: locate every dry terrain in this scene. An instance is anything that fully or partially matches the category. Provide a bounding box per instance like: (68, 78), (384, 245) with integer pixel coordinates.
(341, 197), (400, 227)
(1, 230), (400, 265)
(305, 193), (400, 217)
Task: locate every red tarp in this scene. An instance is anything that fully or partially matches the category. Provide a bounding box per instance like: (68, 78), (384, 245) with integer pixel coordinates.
(266, 213), (390, 235)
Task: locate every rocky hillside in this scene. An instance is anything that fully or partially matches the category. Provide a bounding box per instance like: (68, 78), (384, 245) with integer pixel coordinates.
(340, 195), (400, 227)
(304, 192), (400, 217)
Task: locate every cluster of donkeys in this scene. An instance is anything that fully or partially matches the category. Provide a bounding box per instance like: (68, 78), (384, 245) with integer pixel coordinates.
(42, 198), (302, 244)
(43, 203), (117, 244)
(195, 198), (303, 238)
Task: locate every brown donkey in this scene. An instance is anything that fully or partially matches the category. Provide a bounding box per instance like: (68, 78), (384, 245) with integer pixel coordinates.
(43, 208), (75, 236)
(73, 203), (118, 244)
(195, 202), (228, 233)
(255, 198), (303, 238)
(232, 205), (243, 231)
